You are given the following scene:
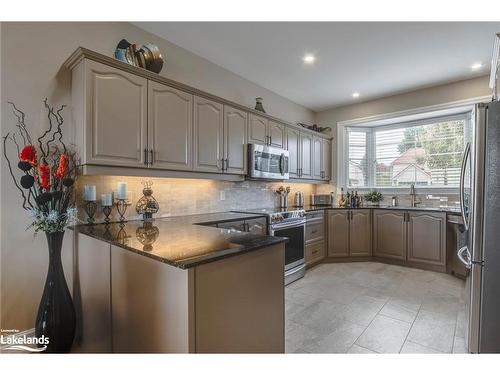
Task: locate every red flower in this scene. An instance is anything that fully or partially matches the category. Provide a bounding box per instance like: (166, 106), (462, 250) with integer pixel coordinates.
(39, 163), (51, 191)
(55, 154), (69, 180)
(19, 144), (37, 166)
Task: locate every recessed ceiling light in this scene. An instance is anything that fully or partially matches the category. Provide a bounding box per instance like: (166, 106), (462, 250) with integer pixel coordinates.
(303, 54), (316, 64)
(352, 92), (360, 98)
(471, 62), (483, 70)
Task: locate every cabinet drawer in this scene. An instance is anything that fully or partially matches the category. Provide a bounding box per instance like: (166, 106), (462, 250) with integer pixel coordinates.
(305, 241), (325, 265)
(306, 210), (324, 221)
(305, 220), (324, 243)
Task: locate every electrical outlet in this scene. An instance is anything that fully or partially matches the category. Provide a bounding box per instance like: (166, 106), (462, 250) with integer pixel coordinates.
(219, 191), (226, 201)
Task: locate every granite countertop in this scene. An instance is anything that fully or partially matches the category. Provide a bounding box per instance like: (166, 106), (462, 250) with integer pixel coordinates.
(75, 212), (284, 269)
(302, 204), (461, 214)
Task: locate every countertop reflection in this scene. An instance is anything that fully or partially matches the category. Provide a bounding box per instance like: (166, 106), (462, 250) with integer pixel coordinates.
(74, 212), (284, 269)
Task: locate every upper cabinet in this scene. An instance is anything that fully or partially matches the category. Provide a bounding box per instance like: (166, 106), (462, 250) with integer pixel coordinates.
(299, 132), (313, 179)
(148, 81), (193, 170)
(248, 114), (286, 149)
(224, 106), (248, 175)
(81, 60), (148, 168)
(66, 49), (331, 179)
(193, 97), (224, 173)
(286, 127), (301, 179)
(268, 121), (285, 149)
(248, 114), (268, 145)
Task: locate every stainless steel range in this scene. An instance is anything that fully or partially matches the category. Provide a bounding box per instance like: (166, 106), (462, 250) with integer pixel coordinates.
(232, 208), (306, 285)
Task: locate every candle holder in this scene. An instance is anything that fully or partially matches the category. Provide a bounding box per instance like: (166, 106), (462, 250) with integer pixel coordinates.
(102, 205), (113, 224)
(84, 200), (97, 225)
(115, 199), (131, 222)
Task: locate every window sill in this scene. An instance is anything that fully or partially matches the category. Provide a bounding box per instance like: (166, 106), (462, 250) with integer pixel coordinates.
(346, 187), (459, 195)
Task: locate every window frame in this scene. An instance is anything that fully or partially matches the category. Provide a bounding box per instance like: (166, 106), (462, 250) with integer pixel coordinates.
(336, 98), (482, 194)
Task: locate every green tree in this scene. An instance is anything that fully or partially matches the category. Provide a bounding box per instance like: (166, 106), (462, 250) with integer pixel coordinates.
(398, 127), (424, 154)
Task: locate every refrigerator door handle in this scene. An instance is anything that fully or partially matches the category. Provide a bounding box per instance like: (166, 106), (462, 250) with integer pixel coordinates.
(457, 246), (472, 269)
(460, 142), (471, 230)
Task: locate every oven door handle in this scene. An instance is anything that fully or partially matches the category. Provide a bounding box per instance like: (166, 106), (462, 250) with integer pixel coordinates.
(285, 263), (306, 277)
(271, 221), (306, 232)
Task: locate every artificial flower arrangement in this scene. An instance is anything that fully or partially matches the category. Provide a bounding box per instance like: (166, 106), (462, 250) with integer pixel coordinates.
(3, 99), (79, 353)
(3, 99), (79, 233)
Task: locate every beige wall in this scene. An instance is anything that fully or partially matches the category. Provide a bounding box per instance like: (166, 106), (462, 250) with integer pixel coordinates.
(0, 22), (315, 331)
(315, 75), (492, 189)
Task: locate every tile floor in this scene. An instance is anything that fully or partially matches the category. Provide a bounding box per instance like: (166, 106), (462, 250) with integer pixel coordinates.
(285, 262), (467, 354)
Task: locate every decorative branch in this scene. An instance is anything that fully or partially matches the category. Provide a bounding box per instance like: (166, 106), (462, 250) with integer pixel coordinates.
(8, 102), (31, 145)
(37, 98), (55, 158)
(9, 134), (20, 155)
(46, 104), (67, 153)
(3, 133), (32, 210)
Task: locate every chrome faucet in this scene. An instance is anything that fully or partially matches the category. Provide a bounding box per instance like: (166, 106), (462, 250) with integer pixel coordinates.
(409, 184), (421, 207)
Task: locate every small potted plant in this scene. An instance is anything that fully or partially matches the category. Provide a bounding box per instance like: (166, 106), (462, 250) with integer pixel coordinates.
(364, 190), (383, 207)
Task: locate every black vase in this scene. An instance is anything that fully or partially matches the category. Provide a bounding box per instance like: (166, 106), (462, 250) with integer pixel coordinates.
(35, 231), (76, 353)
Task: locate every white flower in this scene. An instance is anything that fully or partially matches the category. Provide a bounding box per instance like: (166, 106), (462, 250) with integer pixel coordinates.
(47, 210), (59, 223)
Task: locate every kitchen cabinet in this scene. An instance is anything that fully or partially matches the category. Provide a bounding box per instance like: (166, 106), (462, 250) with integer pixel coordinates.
(327, 210), (350, 257)
(193, 97), (224, 173)
(312, 136), (323, 180)
(286, 127), (301, 178)
(305, 211), (326, 266)
(248, 114), (285, 148)
(373, 210), (406, 260)
(312, 137), (332, 181)
(148, 81), (193, 170)
(67, 49), (332, 179)
(322, 139), (331, 181)
(268, 121), (285, 148)
(80, 60), (148, 168)
(248, 113), (269, 145)
(223, 106), (248, 175)
(327, 209), (372, 257)
(407, 211), (446, 267)
(350, 210), (372, 256)
(299, 132), (313, 179)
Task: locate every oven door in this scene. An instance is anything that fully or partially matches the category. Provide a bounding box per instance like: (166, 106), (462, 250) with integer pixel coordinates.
(248, 144), (289, 180)
(271, 222), (305, 271)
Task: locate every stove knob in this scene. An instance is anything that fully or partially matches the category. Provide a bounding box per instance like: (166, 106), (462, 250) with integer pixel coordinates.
(300, 211), (305, 217)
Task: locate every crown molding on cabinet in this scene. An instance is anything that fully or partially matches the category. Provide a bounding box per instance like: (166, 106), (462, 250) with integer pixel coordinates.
(63, 47), (332, 141)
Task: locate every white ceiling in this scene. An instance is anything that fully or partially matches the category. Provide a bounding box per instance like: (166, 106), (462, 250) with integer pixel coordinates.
(134, 22), (500, 112)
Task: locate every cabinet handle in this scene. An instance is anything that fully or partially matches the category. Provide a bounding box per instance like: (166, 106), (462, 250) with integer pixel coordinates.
(225, 158), (229, 171)
(149, 149), (154, 166)
(269, 136), (272, 145)
(143, 148), (149, 166)
(312, 250), (318, 255)
(311, 229), (318, 234)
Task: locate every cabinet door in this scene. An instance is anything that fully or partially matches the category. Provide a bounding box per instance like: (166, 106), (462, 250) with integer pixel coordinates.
(224, 106), (248, 175)
(350, 209), (372, 256)
(148, 81), (193, 170)
(286, 127), (301, 178)
(407, 211), (446, 267)
(327, 210), (349, 257)
(268, 121), (285, 148)
(322, 139), (331, 180)
(248, 113), (268, 145)
(373, 210), (406, 260)
(312, 136), (323, 180)
(193, 97), (224, 173)
(85, 60), (147, 167)
(299, 132), (313, 179)
(305, 241), (326, 266)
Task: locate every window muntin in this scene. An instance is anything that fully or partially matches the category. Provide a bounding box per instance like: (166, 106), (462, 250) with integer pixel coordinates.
(345, 114), (468, 189)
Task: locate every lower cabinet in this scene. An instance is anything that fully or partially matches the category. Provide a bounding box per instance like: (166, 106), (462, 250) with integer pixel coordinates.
(305, 211), (326, 266)
(373, 210), (406, 260)
(372, 209), (447, 269)
(327, 209), (372, 257)
(407, 211), (446, 267)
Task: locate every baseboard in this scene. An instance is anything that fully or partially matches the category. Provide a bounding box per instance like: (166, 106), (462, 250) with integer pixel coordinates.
(315, 256), (447, 273)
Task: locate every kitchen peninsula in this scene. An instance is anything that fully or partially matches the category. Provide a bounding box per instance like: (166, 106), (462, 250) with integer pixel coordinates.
(73, 212), (286, 353)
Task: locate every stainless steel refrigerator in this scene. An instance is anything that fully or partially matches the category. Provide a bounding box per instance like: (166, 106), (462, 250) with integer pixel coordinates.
(458, 100), (500, 353)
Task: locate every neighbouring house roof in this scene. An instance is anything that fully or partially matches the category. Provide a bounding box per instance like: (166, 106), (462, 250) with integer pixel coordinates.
(392, 163), (431, 181)
(392, 147), (426, 165)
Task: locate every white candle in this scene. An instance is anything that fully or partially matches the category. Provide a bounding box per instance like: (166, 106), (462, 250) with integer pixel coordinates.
(116, 182), (127, 200)
(101, 193), (113, 206)
(84, 185), (96, 201)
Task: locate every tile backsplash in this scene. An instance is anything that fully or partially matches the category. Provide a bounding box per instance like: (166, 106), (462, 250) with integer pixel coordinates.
(75, 176), (316, 222)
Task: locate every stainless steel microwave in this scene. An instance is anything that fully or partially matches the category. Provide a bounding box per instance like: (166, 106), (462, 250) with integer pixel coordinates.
(248, 144), (289, 180)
